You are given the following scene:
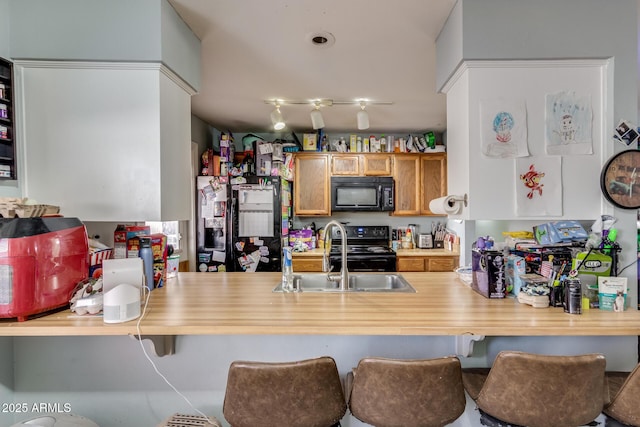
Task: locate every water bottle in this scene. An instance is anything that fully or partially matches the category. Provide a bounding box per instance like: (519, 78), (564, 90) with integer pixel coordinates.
(282, 247), (294, 292)
(139, 237), (154, 291)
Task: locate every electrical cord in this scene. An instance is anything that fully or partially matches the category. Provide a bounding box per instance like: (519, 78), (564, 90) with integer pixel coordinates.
(136, 287), (210, 420)
(617, 257), (638, 275)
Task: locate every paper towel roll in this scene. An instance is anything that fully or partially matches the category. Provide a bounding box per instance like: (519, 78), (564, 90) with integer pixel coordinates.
(429, 195), (460, 215)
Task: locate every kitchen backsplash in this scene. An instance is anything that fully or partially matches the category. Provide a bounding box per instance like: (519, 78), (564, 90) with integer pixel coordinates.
(292, 212), (446, 236)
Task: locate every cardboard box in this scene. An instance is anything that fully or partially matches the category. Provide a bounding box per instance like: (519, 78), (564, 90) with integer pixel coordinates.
(471, 250), (507, 298)
(533, 220), (588, 245)
(303, 133), (318, 151)
(572, 251), (612, 278)
(113, 225), (150, 259)
(127, 233), (168, 288)
(598, 276), (627, 311)
(150, 233), (168, 288)
(289, 228), (315, 249)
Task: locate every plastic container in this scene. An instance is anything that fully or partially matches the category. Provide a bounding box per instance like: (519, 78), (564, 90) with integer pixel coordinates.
(167, 254), (180, 278)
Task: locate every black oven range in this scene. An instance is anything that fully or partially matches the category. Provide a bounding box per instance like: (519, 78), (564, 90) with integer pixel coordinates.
(328, 225), (396, 272)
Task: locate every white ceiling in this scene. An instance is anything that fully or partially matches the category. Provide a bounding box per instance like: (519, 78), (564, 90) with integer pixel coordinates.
(168, 0), (457, 134)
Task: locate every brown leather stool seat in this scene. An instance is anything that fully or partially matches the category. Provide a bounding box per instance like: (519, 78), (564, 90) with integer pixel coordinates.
(223, 356), (346, 427)
(604, 363), (640, 426)
(347, 356), (466, 427)
(462, 351), (606, 427)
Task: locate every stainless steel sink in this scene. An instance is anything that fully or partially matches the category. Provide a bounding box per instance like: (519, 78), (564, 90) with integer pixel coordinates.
(272, 273), (416, 293)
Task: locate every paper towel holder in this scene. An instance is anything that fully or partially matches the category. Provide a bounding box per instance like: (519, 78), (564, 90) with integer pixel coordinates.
(445, 194), (468, 215)
(450, 194), (468, 208)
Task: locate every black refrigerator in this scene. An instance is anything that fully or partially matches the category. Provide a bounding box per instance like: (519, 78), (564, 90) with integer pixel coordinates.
(230, 176), (290, 272)
(196, 175), (231, 272)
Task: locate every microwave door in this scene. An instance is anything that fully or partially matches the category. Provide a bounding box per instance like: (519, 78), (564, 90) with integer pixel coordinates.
(336, 186), (376, 210)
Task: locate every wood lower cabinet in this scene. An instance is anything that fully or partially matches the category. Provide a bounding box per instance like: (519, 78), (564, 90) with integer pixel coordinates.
(294, 154), (330, 216)
(292, 256), (324, 272)
(397, 256), (459, 272)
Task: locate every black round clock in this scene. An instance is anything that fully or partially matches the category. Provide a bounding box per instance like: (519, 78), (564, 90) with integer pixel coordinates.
(600, 149), (640, 209)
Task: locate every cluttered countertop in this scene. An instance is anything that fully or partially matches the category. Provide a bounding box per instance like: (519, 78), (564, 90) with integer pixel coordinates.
(1, 271), (640, 337)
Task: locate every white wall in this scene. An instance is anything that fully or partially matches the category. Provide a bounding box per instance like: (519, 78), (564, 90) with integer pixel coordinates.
(9, 0), (161, 61)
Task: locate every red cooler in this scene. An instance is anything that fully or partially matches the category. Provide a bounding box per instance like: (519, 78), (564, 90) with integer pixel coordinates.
(0, 217), (89, 321)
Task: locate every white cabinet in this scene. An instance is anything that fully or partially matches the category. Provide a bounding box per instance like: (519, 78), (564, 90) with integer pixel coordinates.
(16, 61), (194, 221)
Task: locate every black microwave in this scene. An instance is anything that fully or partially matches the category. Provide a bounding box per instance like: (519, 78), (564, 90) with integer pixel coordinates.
(331, 176), (394, 212)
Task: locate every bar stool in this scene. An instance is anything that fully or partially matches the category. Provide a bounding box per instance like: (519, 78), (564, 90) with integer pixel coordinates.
(223, 356), (346, 427)
(604, 363), (640, 426)
(347, 356), (466, 427)
(462, 351), (606, 427)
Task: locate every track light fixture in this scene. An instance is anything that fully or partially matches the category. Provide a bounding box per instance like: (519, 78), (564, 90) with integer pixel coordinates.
(270, 103), (285, 130)
(265, 98), (392, 130)
(310, 101), (325, 129)
(357, 101), (369, 130)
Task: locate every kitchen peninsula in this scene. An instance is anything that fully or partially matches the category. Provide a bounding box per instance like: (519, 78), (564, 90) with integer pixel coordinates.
(1, 272), (639, 338)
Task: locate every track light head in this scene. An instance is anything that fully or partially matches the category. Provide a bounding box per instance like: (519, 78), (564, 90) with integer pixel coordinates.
(357, 101), (369, 130)
(310, 102), (325, 129)
(270, 104), (285, 130)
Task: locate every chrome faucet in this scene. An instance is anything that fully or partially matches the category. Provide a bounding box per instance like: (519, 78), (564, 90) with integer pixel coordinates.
(323, 220), (349, 291)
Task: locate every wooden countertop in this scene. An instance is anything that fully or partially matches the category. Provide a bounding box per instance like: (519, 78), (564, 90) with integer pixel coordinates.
(1, 272), (639, 337)
(293, 248), (459, 257)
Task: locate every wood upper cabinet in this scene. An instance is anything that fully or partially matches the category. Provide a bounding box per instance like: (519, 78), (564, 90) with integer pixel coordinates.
(331, 154), (360, 175)
(293, 152), (445, 216)
(392, 154), (421, 215)
(393, 153), (447, 216)
(331, 153), (392, 176)
(294, 154), (330, 216)
(362, 154), (392, 176)
(420, 153), (447, 215)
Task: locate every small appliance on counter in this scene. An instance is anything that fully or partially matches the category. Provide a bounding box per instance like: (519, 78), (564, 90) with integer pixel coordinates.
(0, 217), (89, 321)
(417, 233), (433, 249)
(102, 257), (145, 323)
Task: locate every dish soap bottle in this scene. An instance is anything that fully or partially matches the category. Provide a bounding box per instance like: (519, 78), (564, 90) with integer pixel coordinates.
(282, 247), (294, 292)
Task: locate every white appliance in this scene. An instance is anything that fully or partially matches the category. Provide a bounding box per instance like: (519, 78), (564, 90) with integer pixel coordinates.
(10, 414), (99, 427)
(102, 258), (145, 323)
